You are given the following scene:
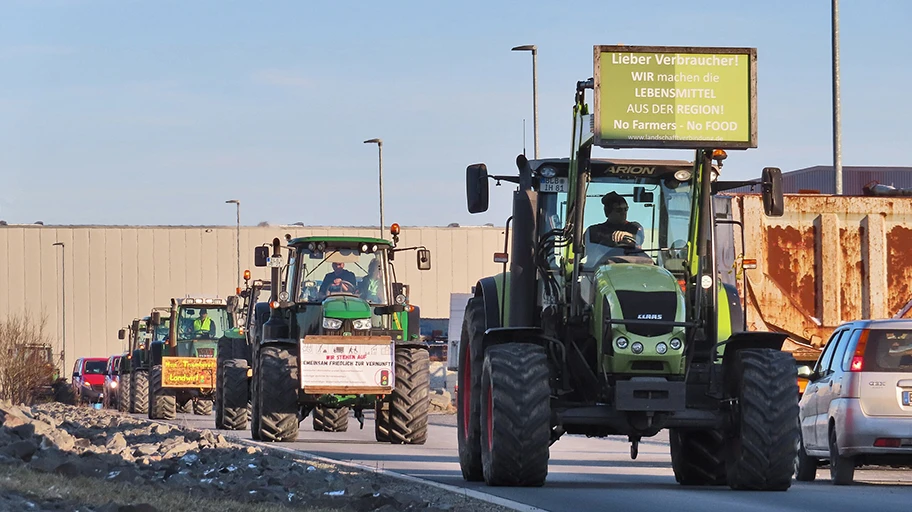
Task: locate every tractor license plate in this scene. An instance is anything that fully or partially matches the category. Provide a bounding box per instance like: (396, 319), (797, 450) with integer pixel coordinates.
(903, 391), (910, 406)
(539, 177), (569, 193)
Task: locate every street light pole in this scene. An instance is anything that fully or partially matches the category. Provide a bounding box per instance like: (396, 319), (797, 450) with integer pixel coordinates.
(363, 138), (384, 236)
(52, 242), (65, 372)
(832, 0), (843, 195)
(225, 200), (241, 291)
(512, 44), (539, 159)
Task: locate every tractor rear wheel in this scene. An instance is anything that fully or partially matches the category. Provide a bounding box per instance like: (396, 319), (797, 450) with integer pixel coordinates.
(375, 400), (390, 442)
(221, 359), (249, 430)
(670, 428), (727, 485)
(725, 348), (799, 490)
(193, 399), (213, 416)
(255, 344), (299, 442)
(131, 369), (149, 414)
(148, 365), (176, 420)
(457, 296), (485, 480)
(117, 374), (131, 413)
(480, 343), (550, 487)
(312, 406), (349, 432)
(389, 347), (429, 444)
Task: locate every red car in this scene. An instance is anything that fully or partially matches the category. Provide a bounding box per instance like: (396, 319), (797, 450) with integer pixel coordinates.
(72, 357), (108, 404)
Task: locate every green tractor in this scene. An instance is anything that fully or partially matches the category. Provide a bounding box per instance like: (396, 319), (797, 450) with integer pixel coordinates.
(147, 297), (237, 419)
(457, 47), (798, 490)
(246, 227), (432, 442)
(216, 273), (270, 430)
(117, 314), (164, 414)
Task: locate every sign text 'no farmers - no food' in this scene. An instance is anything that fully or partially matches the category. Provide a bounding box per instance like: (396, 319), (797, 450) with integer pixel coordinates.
(595, 46), (756, 149)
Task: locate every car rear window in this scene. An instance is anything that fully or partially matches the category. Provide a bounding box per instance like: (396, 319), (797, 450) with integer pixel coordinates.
(84, 360), (107, 374)
(864, 330), (912, 372)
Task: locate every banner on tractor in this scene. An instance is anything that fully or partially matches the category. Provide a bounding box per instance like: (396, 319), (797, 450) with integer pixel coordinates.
(298, 336), (395, 395)
(593, 45), (757, 149)
(162, 357), (216, 388)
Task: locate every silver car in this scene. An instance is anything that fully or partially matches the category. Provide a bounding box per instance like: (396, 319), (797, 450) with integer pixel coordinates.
(796, 319), (912, 484)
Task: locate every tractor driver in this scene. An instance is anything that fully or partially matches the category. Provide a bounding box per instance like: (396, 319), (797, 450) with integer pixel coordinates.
(192, 308), (217, 338)
(319, 262), (358, 297)
(582, 191), (645, 269)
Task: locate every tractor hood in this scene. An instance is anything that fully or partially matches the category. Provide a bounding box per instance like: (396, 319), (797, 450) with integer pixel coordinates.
(322, 296), (371, 319)
(595, 263), (686, 326)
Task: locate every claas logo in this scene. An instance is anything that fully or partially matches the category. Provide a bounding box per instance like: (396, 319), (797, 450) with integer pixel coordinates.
(380, 370), (389, 386)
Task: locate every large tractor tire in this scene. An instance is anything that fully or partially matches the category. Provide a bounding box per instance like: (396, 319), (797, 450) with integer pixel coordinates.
(178, 400), (193, 414)
(375, 400), (390, 442)
(480, 343), (550, 487)
(254, 344), (300, 442)
(131, 369), (149, 414)
(725, 348), (799, 491)
(312, 406), (350, 432)
(670, 428), (727, 485)
(117, 375), (131, 413)
(457, 296), (485, 480)
(389, 347), (430, 445)
(221, 359), (249, 430)
(214, 361), (225, 427)
(193, 399), (214, 416)
(148, 365), (176, 420)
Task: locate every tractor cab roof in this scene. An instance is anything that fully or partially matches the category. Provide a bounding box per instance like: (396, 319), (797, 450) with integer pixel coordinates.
(288, 236), (392, 247)
(530, 158), (715, 180)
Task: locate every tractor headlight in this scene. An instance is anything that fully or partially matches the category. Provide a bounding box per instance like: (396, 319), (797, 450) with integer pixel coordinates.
(83, 381), (92, 388)
(395, 294), (407, 305)
(615, 337), (629, 350)
(110, 380), (117, 388)
(322, 317), (343, 330)
(631, 342), (644, 355)
(670, 338), (682, 350)
(352, 318), (372, 330)
(656, 342), (668, 355)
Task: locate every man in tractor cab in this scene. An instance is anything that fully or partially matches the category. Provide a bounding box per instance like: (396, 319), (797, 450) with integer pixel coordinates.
(581, 191), (646, 270)
(319, 262), (358, 297)
(192, 308), (217, 338)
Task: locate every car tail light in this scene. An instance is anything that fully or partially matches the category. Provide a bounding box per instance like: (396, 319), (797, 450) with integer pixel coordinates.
(849, 330), (869, 372)
(874, 438), (901, 448)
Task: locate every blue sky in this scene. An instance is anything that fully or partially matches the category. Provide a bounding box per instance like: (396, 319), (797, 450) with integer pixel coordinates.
(1, 0), (910, 227)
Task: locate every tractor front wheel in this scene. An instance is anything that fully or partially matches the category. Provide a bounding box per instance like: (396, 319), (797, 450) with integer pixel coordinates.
(457, 297), (485, 480)
(312, 406), (349, 432)
(148, 365), (176, 420)
(725, 348), (799, 490)
(389, 347), (430, 444)
(254, 344), (300, 442)
(480, 343), (550, 487)
(131, 369), (149, 414)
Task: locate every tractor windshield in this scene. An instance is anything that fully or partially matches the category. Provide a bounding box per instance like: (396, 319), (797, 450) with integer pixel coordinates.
(175, 305), (230, 341)
(581, 175), (693, 271)
(547, 172), (694, 272)
(297, 246), (389, 304)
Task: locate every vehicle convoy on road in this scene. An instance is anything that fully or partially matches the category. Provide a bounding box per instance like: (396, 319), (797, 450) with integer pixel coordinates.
(240, 226), (433, 443)
(146, 297), (238, 420)
(118, 310), (169, 414)
(796, 318), (912, 485)
(457, 45), (800, 490)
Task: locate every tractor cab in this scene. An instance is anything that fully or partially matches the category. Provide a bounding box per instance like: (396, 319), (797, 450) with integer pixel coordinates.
(168, 297), (231, 358)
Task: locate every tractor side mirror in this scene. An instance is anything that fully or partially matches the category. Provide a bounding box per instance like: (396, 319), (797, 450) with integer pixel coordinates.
(633, 186), (654, 203)
(118, 329), (125, 340)
(150, 311), (161, 326)
(417, 249), (431, 271)
(466, 164), (490, 214)
(761, 167), (784, 217)
(254, 246), (269, 267)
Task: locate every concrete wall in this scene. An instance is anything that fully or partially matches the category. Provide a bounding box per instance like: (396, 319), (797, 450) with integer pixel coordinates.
(0, 225), (505, 374)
